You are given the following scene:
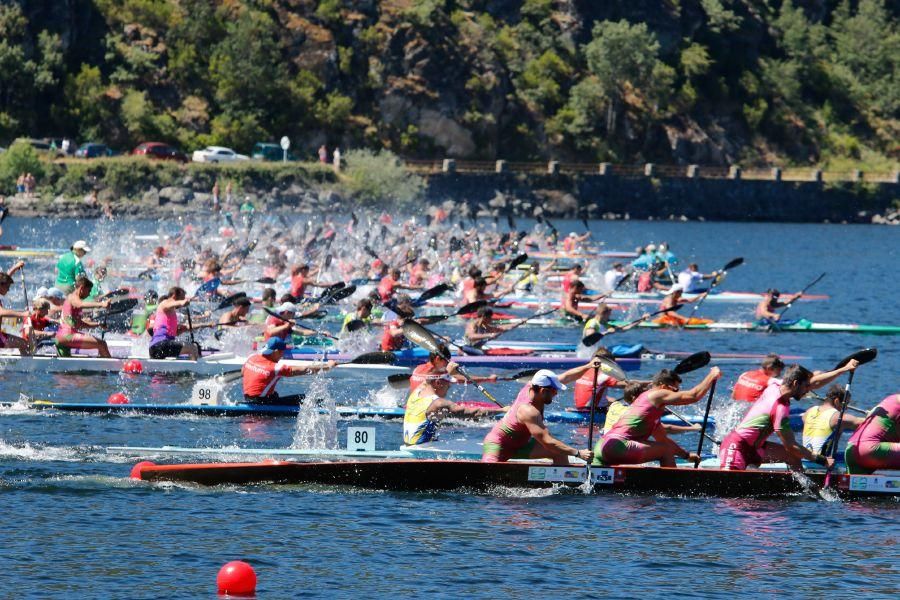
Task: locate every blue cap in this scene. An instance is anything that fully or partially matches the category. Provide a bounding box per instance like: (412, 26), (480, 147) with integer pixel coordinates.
(261, 337), (286, 356)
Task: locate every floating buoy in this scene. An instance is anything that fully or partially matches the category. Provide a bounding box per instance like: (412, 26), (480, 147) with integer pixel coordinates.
(217, 561), (257, 596)
(122, 359), (143, 374)
(107, 392), (129, 405)
(129, 461), (154, 479)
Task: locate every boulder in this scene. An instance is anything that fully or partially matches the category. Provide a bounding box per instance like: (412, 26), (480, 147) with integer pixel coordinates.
(159, 186), (193, 205)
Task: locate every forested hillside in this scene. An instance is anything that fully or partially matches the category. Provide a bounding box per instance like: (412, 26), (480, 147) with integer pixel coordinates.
(1, 0), (897, 167)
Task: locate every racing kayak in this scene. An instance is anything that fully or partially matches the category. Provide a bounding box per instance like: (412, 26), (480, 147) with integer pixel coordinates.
(0, 352), (409, 377)
(130, 459), (899, 500)
(1, 399), (721, 426)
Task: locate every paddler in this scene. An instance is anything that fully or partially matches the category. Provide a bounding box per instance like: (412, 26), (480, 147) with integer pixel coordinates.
(561, 264), (584, 294)
(341, 298), (378, 333)
(603, 263), (627, 290)
(149, 287), (200, 360)
(409, 343), (497, 391)
(463, 306), (514, 346)
(719, 361), (859, 471)
(581, 303), (643, 345)
(55, 241), (90, 293)
(844, 393), (900, 474)
(801, 385), (864, 456)
(654, 285), (711, 326)
(731, 354), (785, 402)
(755, 288), (802, 323)
(378, 267), (421, 303)
(241, 337), (337, 405)
(601, 381), (700, 436)
(676, 263), (719, 294)
(196, 260), (240, 300)
(482, 362), (604, 464)
(572, 347), (629, 411)
(218, 297), (251, 327)
(56, 275), (112, 358)
(380, 296), (415, 351)
(561, 280), (601, 322)
(595, 366), (720, 467)
(22, 298), (56, 347)
(0, 271), (31, 355)
(403, 360), (503, 446)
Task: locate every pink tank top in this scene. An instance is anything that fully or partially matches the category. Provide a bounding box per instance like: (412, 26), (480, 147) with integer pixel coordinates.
(483, 385), (536, 450)
(150, 306), (179, 344)
(58, 298), (82, 335)
(848, 394), (900, 446)
(604, 390), (665, 443)
(732, 381), (792, 447)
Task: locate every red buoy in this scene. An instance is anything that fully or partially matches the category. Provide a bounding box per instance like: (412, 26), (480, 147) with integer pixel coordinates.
(129, 461), (155, 479)
(122, 359), (143, 374)
(107, 392), (130, 405)
(217, 561), (257, 596)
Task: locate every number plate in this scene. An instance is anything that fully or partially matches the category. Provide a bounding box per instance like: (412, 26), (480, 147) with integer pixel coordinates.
(189, 382), (222, 405)
(527, 466), (615, 485)
(347, 427), (375, 452)
(848, 474), (900, 493)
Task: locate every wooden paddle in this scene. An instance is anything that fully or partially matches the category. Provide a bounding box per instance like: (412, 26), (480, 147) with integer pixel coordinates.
(402, 320), (503, 407)
(771, 272), (826, 328)
(824, 347), (877, 488)
(581, 304), (684, 347)
(686, 257), (744, 322)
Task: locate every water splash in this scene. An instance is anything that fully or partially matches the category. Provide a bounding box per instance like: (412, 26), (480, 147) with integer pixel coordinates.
(291, 372), (338, 449)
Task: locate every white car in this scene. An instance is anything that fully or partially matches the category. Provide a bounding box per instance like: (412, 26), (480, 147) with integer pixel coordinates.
(191, 146), (249, 163)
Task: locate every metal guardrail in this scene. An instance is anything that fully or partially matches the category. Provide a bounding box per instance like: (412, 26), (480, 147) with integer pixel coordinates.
(401, 158), (900, 184)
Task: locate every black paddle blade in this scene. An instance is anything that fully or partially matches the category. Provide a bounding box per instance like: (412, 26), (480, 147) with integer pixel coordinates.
(722, 257), (744, 271)
(613, 271), (633, 291)
(327, 285), (356, 303)
(674, 351), (712, 375)
(402, 320), (446, 358)
(350, 351), (397, 365)
(299, 309), (328, 320)
(458, 344), (485, 356)
(508, 369), (539, 383)
(415, 283), (451, 304)
(835, 348), (877, 369)
(509, 253), (529, 270)
(457, 300), (488, 315)
(345, 319), (367, 333)
(582, 331), (604, 347)
(102, 297), (139, 317)
(387, 373), (412, 388)
(363, 245), (380, 260)
(349, 278), (371, 287)
(256, 277), (276, 285)
(597, 357), (628, 381)
(98, 288), (129, 301)
(216, 292), (247, 311)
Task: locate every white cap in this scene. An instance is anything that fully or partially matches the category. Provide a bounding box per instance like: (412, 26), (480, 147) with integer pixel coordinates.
(35, 286), (48, 298)
(645, 244), (657, 252)
(530, 369), (567, 391)
(568, 232), (577, 238)
(277, 302), (297, 314)
(665, 284), (684, 295)
(72, 240), (91, 252)
(46, 287), (66, 300)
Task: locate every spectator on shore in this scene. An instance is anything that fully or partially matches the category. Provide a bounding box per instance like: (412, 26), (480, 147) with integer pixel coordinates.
(24, 173), (35, 194)
(16, 174), (25, 194)
(318, 145), (328, 163)
(333, 147), (341, 172)
(212, 180), (220, 212)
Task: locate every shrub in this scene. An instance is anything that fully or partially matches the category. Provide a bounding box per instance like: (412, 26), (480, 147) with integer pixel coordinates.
(0, 139), (45, 190)
(340, 149), (424, 207)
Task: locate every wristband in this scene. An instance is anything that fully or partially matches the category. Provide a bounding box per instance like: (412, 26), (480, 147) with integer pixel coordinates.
(571, 448), (579, 457)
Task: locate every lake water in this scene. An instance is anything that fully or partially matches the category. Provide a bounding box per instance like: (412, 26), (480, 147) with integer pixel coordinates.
(0, 217), (897, 598)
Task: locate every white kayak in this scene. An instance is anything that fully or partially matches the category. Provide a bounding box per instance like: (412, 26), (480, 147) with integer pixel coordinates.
(0, 351), (409, 377)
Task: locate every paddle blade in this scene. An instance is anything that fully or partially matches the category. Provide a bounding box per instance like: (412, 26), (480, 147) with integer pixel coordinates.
(256, 277), (276, 285)
(835, 348), (877, 369)
(349, 278), (370, 287)
(299, 309), (328, 320)
(350, 351), (397, 365)
(344, 319), (367, 333)
(597, 357), (628, 381)
(722, 257), (744, 271)
(99, 288), (129, 302)
(509, 253), (529, 270)
(216, 292), (247, 311)
(327, 285), (356, 303)
(456, 300), (488, 315)
(613, 271), (633, 291)
(103, 297), (139, 317)
(582, 332), (604, 347)
(508, 369), (539, 383)
(457, 344), (485, 356)
(402, 320), (446, 358)
(414, 283), (451, 305)
(387, 373), (412, 389)
(674, 351), (711, 375)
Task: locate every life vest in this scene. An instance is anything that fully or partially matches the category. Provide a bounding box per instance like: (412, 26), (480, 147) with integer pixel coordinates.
(403, 388), (440, 445)
(732, 369), (770, 402)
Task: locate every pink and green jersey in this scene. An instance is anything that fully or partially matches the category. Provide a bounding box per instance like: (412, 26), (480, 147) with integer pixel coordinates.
(845, 394), (900, 474)
(603, 390), (665, 443)
(730, 381), (792, 448)
(482, 385), (537, 462)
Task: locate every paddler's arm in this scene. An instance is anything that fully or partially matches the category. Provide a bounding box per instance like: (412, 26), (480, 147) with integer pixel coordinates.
(808, 360), (859, 390)
(775, 422), (833, 468)
(656, 367), (721, 406)
(435, 399), (504, 420)
(520, 404), (593, 462)
(6, 260), (25, 276)
(0, 307), (28, 319)
(557, 356), (603, 385)
(662, 423), (701, 434)
(284, 359), (338, 376)
(651, 423), (699, 462)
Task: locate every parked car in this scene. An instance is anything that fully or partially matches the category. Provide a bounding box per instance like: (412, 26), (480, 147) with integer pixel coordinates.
(192, 146), (249, 163)
(132, 142), (188, 163)
(251, 142), (296, 161)
(74, 143), (115, 158)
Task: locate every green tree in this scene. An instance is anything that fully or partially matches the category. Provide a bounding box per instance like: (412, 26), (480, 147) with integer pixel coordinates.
(0, 139), (44, 190)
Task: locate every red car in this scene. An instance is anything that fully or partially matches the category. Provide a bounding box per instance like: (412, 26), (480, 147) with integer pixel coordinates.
(132, 142), (188, 163)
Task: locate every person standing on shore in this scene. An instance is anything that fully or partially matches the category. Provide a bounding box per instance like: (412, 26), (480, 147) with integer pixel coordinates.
(55, 240), (90, 293)
(333, 147), (341, 172)
(318, 145), (328, 163)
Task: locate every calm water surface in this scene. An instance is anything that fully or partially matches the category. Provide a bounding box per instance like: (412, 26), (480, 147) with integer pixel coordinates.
(0, 217), (897, 598)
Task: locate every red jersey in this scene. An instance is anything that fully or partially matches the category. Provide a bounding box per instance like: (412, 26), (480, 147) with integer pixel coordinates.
(409, 361), (447, 392)
(264, 315), (290, 342)
(573, 370), (618, 410)
(732, 369), (772, 402)
(242, 354), (303, 398)
(290, 273), (307, 299)
(378, 275), (397, 303)
(381, 319), (404, 351)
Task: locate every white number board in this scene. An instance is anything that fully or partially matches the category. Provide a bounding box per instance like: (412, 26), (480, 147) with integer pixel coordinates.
(347, 427), (375, 452)
(190, 382), (222, 405)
